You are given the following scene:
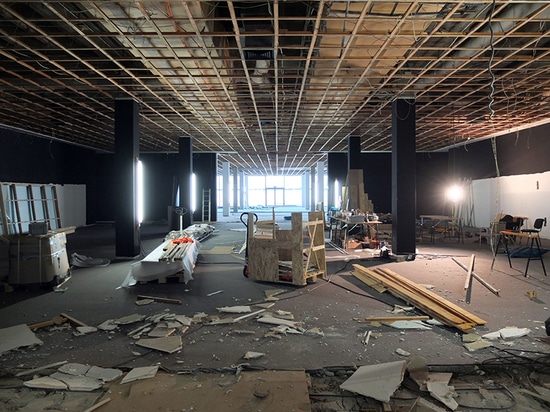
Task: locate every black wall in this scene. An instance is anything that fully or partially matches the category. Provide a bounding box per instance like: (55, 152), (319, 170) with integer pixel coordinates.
(3, 122), (550, 224)
(450, 123), (550, 179)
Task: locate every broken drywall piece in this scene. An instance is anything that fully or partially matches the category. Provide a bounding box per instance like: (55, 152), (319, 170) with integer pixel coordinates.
(147, 325), (176, 337)
(97, 319), (118, 331)
(407, 355), (429, 387)
(257, 315), (303, 330)
(426, 380), (458, 410)
(395, 348), (411, 357)
(273, 310), (294, 320)
(0, 324), (44, 355)
(50, 371), (103, 391)
(234, 309), (265, 322)
(305, 327), (325, 337)
(58, 363), (90, 376)
(385, 320), (432, 330)
(255, 302), (275, 309)
(243, 351), (265, 359)
(135, 335), (182, 353)
(390, 305), (415, 313)
(24, 376), (67, 390)
(482, 327), (531, 341)
(173, 315), (193, 326)
(192, 312), (209, 323)
(482, 331), (501, 341)
(74, 326), (98, 336)
(204, 316), (235, 325)
(136, 298), (155, 306)
(462, 333), (481, 343)
(217, 306), (251, 314)
(85, 366), (123, 382)
(340, 360), (407, 402)
(464, 339), (492, 352)
(121, 365), (159, 384)
(114, 314), (146, 325)
(499, 327), (531, 339)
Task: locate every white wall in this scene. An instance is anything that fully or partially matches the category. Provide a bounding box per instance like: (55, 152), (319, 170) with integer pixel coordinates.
(56, 184), (86, 228)
(469, 172), (550, 238)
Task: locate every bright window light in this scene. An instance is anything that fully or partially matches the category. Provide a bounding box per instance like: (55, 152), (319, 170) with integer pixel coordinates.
(136, 159), (144, 224)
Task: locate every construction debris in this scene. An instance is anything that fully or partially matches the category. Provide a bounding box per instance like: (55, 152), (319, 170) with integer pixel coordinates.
(0, 324), (44, 355)
(217, 305), (251, 313)
(243, 351), (265, 359)
(352, 264), (486, 331)
(137, 295), (182, 305)
(340, 360), (407, 402)
(135, 335), (182, 354)
(120, 365), (159, 384)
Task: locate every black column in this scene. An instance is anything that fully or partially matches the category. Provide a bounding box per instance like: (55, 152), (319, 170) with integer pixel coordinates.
(176, 137), (193, 230)
(114, 99), (140, 258)
(192, 153), (218, 222)
(327, 152), (348, 210)
(348, 136), (361, 170)
(391, 99), (416, 255)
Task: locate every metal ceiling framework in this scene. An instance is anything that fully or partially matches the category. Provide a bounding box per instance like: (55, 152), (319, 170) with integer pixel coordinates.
(1, 1), (550, 175)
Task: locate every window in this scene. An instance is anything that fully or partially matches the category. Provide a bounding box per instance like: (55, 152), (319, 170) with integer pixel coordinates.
(0, 183), (61, 237)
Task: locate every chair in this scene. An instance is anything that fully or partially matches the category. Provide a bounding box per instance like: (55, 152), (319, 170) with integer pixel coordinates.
(521, 217), (546, 234)
(519, 217), (547, 276)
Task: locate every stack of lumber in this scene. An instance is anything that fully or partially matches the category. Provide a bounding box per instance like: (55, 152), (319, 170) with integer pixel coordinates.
(352, 264), (486, 332)
(159, 240), (192, 262)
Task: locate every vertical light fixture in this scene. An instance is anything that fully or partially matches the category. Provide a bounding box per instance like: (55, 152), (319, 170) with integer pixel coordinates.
(136, 159), (144, 224)
(191, 173), (196, 212)
(334, 179), (340, 208)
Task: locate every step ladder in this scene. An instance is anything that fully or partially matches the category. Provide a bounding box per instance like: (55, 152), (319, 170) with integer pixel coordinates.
(202, 189), (211, 222)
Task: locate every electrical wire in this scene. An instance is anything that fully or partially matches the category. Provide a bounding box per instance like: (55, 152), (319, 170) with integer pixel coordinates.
(487, 0), (497, 120)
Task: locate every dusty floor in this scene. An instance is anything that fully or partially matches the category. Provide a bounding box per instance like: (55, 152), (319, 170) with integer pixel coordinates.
(1, 212), (550, 411)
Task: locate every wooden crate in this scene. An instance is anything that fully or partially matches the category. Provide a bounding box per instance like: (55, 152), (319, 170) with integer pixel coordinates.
(247, 212), (327, 286)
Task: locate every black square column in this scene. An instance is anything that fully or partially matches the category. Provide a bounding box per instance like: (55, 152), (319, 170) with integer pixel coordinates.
(348, 136), (362, 170)
(177, 136), (193, 230)
(114, 99), (140, 258)
(391, 99), (416, 255)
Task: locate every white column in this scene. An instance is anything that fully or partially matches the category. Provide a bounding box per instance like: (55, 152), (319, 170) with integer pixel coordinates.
(302, 172), (310, 210)
(222, 161), (230, 217)
(239, 171), (245, 209)
(232, 167), (238, 213)
(316, 160), (325, 212)
(310, 165), (316, 212)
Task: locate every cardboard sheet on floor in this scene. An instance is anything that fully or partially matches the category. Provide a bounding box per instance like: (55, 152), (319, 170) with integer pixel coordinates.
(0, 324), (43, 355)
(95, 370), (310, 411)
(340, 360), (407, 402)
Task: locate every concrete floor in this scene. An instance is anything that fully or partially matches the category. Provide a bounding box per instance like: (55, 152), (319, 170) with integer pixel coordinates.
(1, 212), (550, 410)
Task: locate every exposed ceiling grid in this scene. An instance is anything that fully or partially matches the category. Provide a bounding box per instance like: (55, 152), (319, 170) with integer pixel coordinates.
(0, 1), (549, 174)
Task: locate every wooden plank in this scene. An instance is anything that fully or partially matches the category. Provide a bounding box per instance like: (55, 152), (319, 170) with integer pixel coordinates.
(60, 312), (88, 327)
(373, 267), (486, 325)
(352, 265), (485, 331)
(464, 254), (475, 290)
(365, 316), (430, 322)
(352, 270), (388, 293)
(137, 295), (182, 305)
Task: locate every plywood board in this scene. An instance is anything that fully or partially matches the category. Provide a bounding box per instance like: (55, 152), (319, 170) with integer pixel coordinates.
(95, 370), (311, 411)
